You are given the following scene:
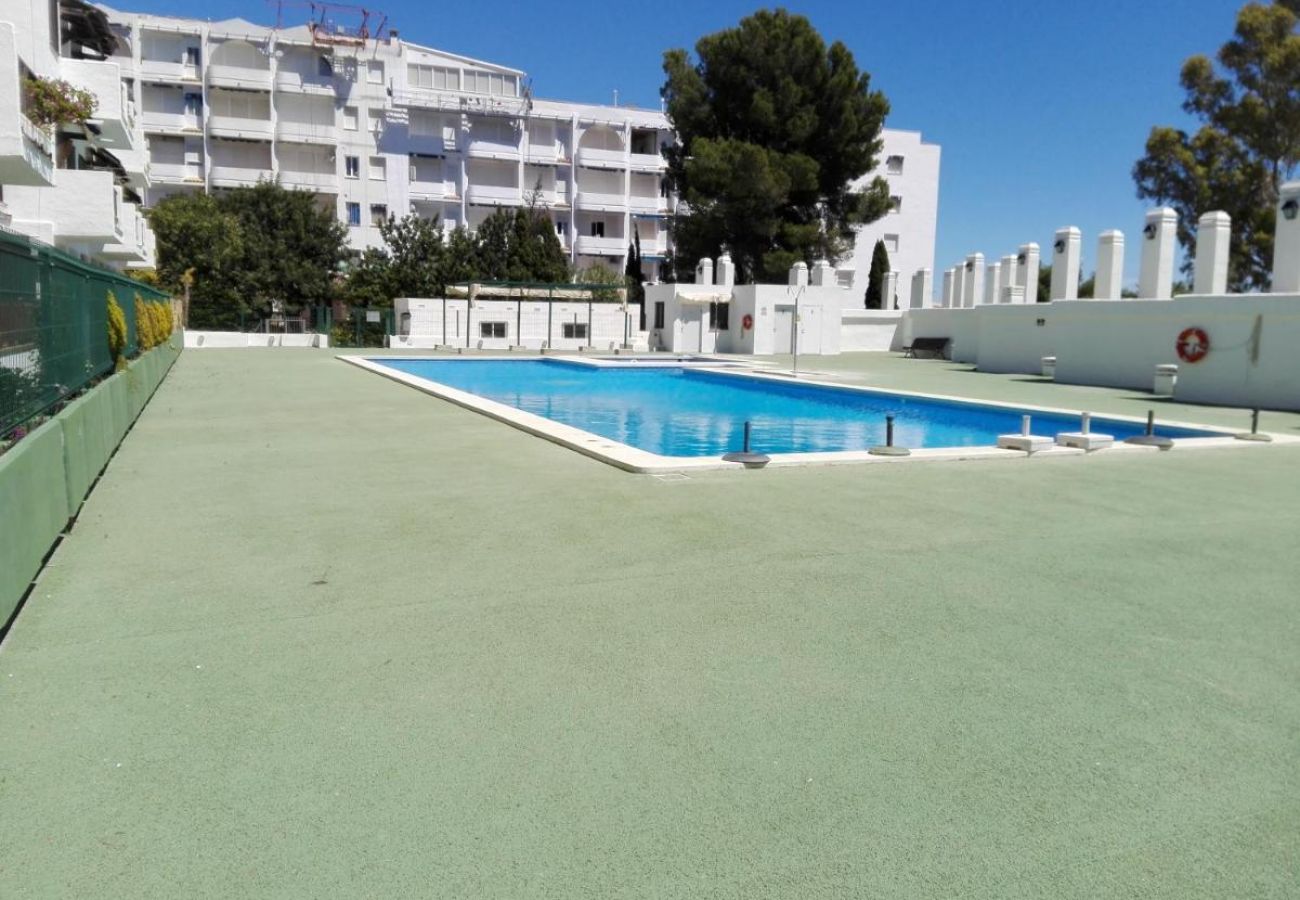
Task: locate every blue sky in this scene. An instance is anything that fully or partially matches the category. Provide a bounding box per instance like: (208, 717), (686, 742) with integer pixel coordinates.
(123, 0), (1245, 285)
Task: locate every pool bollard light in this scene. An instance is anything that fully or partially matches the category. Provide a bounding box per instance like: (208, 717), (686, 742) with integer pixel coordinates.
(996, 414), (1054, 453)
(722, 420), (771, 468)
(1056, 410), (1115, 451)
(1124, 410), (1174, 449)
(869, 414), (911, 456)
(1235, 408), (1273, 442)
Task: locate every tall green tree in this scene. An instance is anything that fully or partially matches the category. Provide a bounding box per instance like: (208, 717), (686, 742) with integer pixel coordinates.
(146, 193), (244, 328)
(625, 226), (646, 328)
(661, 9), (891, 283)
(471, 207), (570, 283)
(1133, 0), (1300, 290)
(863, 239), (890, 309)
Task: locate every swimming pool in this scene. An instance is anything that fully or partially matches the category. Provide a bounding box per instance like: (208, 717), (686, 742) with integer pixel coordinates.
(358, 357), (1225, 461)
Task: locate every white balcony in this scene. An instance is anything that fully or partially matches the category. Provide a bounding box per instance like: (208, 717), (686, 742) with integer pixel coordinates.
(629, 152), (666, 172)
(628, 194), (667, 214)
(102, 202), (150, 263)
(465, 137), (519, 160)
(210, 165), (268, 188)
(575, 235), (626, 256)
(6, 169), (123, 244)
(274, 70), (336, 96)
(61, 58), (136, 150)
(0, 28), (54, 186)
(466, 184), (521, 205)
(208, 115), (273, 140)
(279, 169), (337, 191)
(639, 236), (669, 256)
(140, 110), (201, 134)
(276, 120), (337, 145)
(575, 191), (627, 212)
(138, 59), (201, 84)
(207, 63), (272, 91)
(150, 162), (204, 184)
(409, 180), (448, 201)
(577, 147), (626, 169)
(525, 143), (560, 165)
(528, 188), (568, 207)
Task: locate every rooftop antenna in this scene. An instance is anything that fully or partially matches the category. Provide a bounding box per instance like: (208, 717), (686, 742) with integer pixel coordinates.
(612, 88), (618, 107)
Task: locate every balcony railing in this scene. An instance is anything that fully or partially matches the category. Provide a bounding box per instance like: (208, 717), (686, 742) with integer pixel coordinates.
(140, 110), (201, 133)
(279, 169), (337, 190)
(575, 235), (626, 256)
(465, 137), (519, 160)
(150, 162), (204, 183)
(274, 70), (336, 95)
(276, 120), (337, 144)
(628, 152), (666, 171)
(61, 58), (134, 149)
(409, 180), (447, 200)
(465, 184), (521, 205)
(575, 191), (627, 211)
(628, 195), (668, 214)
(639, 236), (669, 256)
(207, 63), (272, 90)
(138, 59), (200, 83)
(577, 146), (626, 169)
(525, 143), (560, 164)
(210, 165), (268, 188)
(208, 115), (273, 139)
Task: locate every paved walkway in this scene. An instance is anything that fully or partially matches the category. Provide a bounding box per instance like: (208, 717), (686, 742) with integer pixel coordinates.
(2, 350), (1297, 898)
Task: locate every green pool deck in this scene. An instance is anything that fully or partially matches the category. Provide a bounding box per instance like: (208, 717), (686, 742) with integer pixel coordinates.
(2, 349), (1298, 898)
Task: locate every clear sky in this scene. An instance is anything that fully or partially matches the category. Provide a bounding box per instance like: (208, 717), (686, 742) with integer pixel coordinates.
(120, 0), (1246, 286)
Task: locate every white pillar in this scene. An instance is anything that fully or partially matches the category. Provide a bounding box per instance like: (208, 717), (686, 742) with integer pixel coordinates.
(810, 259), (834, 286)
(1138, 207), (1177, 299)
(962, 253), (984, 307)
(941, 268), (954, 307)
(1193, 211), (1230, 295)
(1016, 242), (1040, 305)
(1274, 182), (1300, 292)
(997, 255), (1016, 303)
(1095, 230), (1124, 299)
(789, 261), (808, 286)
(952, 264), (966, 308)
(1050, 227), (1081, 300)
(881, 270), (898, 309)
(695, 257), (713, 285)
(911, 268), (932, 309)
(984, 261), (1000, 308)
(715, 251), (735, 286)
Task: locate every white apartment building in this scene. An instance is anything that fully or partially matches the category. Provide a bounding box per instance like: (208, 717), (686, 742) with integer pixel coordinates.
(1, 0), (155, 269)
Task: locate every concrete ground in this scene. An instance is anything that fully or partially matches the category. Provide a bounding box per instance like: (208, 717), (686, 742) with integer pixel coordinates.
(1, 349), (1297, 898)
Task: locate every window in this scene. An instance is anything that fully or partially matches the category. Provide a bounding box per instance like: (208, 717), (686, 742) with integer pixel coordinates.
(317, 55), (333, 77)
(555, 220), (567, 236)
(590, 221), (605, 238)
(184, 46), (200, 67)
(653, 302), (665, 329)
(369, 156), (386, 180)
(562, 322), (588, 340)
(889, 195), (902, 213)
(370, 204), (388, 226)
(345, 202), (361, 226)
(367, 109), (382, 134)
(886, 155), (904, 175)
(344, 155), (359, 178)
(708, 301), (730, 331)
(884, 233), (900, 254)
(343, 106), (358, 130)
(367, 61), (383, 84)
(479, 321), (507, 339)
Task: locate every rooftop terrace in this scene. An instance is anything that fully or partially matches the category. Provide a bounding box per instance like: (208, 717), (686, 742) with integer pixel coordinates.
(1, 349), (1298, 897)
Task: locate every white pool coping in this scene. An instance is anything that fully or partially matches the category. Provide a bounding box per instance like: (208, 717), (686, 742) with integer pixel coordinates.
(342, 355), (1295, 473)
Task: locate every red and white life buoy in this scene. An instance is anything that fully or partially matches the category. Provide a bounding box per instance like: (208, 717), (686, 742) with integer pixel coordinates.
(1176, 327), (1210, 363)
(742, 314), (754, 331)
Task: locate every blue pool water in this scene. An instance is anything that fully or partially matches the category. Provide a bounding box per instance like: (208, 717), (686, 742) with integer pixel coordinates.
(371, 358), (1223, 457)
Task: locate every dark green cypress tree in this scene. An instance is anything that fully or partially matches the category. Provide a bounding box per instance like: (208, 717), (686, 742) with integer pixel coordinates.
(864, 239), (889, 309)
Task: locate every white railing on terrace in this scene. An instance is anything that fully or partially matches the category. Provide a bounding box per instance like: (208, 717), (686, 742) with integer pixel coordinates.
(279, 169), (336, 190)
(208, 114), (273, 138)
(149, 162), (204, 182)
(466, 184), (521, 204)
(276, 120), (337, 143)
(466, 137), (520, 158)
(409, 180), (447, 199)
(274, 70), (336, 93)
(209, 165), (267, 186)
(575, 235), (626, 255)
(140, 110), (200, 131)
(629, 151), (666, 170)
(207, 63), (272, 88)
(628, 195), (666, 213)
(575, 191), (627, 210)
(139, 59), (200, 82)
(577, 146), (626, 168)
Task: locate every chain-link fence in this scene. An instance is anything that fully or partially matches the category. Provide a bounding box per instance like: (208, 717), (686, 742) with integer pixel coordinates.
(0, 229), (171, 435)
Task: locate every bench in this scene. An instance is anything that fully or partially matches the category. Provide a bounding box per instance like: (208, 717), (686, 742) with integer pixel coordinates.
(903, 337), (950, 359)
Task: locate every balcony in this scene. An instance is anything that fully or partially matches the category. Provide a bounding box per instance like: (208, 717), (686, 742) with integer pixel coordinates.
(61, 58), (135, 150)
(138, 58), (201, 84)
(639, 236), (669, 256)
(140, 110), (201, 134)
(575, 235), (626, 256)
(0, 29), (54, 186)
(207, 115), (273, 140)
(577, 147), (626, 169)
(629, 152), (666, 172)
(209, 165), (268, 188)
(5, 170), (123, 244)
(465, 184), (521, 206)
(274, 69), (335, 96)
(628, 194), (667, 214)
(279, 169), (337, 191)
(207, 63), (272, 91)
(102, 202), (149, 263)
(525, 142), (560, 165)
(150, 162), (204, 184)
(528, 188), (568, 207)
(465, 137), (519, 160)
(575, 191), (627, 212)
(409, 180), (448, 201)
(276, 120), (337, 145)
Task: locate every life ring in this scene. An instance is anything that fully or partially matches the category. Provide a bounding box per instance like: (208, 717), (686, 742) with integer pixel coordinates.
(1175, 327), (1210, 363)
(742, 314), (754, 331)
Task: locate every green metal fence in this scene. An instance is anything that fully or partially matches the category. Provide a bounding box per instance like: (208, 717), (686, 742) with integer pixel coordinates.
(0, 229), (171, 436)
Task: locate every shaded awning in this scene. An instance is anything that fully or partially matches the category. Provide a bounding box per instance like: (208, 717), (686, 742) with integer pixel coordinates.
(61, 0), (118, 57)
(676, 291), (730, 304)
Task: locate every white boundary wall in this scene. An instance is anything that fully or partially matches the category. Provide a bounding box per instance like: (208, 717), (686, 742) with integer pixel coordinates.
(183, 331), (329, 348)
(392, 297), (644, 351)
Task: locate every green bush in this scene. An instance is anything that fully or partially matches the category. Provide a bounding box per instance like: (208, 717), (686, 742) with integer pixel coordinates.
(107, 291), (127, 369)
